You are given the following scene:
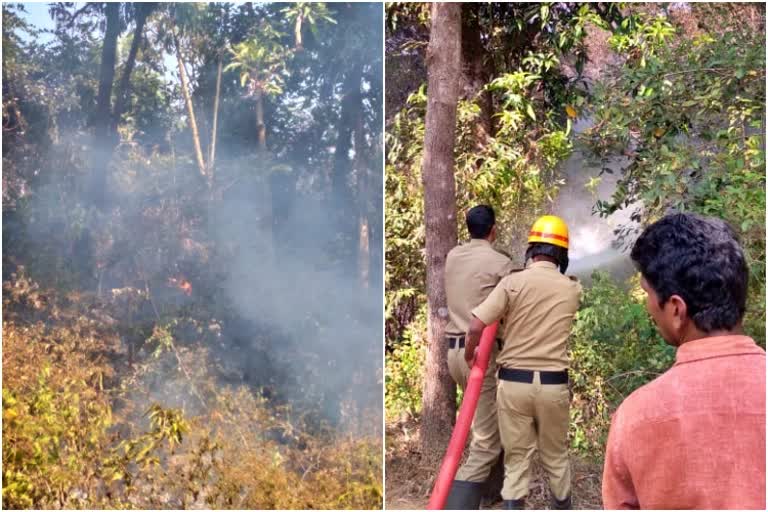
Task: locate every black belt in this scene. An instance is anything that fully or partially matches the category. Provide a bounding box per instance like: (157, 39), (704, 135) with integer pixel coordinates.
(446, 335), (502, 350)
(498, 367), (568, 385)
(446, 335), (465, 349)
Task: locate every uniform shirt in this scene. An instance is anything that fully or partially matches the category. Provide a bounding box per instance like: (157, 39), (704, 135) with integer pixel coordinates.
(444, 238), (514, 335)
(602, 335), (766, 510)
(471, 260), (581, 371)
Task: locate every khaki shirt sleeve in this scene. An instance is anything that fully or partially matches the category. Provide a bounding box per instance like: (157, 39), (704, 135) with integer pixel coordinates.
(471, 280), (509, 325)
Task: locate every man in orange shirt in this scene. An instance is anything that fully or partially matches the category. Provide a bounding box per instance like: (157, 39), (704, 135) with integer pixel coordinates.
(602, 213), (766, 510)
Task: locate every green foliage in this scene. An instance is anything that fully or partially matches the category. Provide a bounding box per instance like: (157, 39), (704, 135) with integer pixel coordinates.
(586, 8), (766, 345)
(385, 307), (427, 420)
(0, 306), (187, 509)
(281, 1), (337, 43)
(568, 272), (675, 456)
(384, 95), (426, 340)
(2, 368), (113, 509)
(225, 29), (290, 96)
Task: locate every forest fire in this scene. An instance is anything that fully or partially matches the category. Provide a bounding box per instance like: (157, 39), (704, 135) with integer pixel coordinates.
(168, 276), (193, 296)
(2, 1), (383, 509)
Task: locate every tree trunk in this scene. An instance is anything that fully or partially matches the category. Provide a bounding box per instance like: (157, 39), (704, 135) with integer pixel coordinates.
(209, 58), (223, 180)
(255, 90), (266, 152)
(94, 2), (120, 136)
(420, 2), (461, 460)
(355, 106), (369, 288)
(91, 2), (120, 208)
(368, 138), (383, 294)
(461, 3), (494, 140)
(295, 11), (304, 50)
(332, 64), (363, 275)
(174, 33), (207, 179)
(112, 3), (155, 136)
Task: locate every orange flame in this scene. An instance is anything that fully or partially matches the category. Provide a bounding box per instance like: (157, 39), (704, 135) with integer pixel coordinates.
(168, 277), (193, 296)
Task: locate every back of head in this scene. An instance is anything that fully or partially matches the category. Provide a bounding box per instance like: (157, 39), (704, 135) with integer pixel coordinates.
(466, 205), (495, 239)
(526, 215), (570, 273)
(630, 212), (748, 332)
(525, 243), (569, 274)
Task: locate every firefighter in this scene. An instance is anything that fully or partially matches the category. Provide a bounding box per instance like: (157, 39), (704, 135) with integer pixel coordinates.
(444, 205), (515, 510)
(464, 215), (581, 510)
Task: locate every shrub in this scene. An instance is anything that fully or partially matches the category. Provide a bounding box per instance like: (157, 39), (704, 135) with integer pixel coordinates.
(385, 307), (427, 420)
(568, 272), (675, 456)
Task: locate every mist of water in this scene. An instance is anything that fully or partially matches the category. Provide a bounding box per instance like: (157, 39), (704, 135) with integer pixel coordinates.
(551, 118), (640, 285)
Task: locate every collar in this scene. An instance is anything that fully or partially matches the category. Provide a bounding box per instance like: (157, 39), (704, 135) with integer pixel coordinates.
(468, 238), (492, 248)
(674, 335), (764, 365)
(527, 260), (558, 270)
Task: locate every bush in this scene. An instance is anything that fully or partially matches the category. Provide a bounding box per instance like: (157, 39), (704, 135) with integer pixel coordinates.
(2, 273), (383, 510)
(385, 307), (427, 420)
(1, 317), (184, 509)
(568, 272), (675, 456)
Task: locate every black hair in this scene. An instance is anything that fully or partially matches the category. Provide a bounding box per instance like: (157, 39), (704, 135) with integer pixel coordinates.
(630, 212), (748, 332)
(466, 205), (495, 239)
(526, 242), (569, 274)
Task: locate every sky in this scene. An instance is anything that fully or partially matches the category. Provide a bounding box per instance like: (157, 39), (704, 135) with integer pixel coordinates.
(14, 2), (178, 83)
(15, 1), (57, 43)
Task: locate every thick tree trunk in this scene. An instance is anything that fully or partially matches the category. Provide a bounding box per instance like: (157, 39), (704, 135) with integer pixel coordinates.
(174, 34), (207, 179)
(461, 3), (494, 140)
(332, 64), (363, 275)
(420, 2), (461, 460)
(112, 3), (154, 136)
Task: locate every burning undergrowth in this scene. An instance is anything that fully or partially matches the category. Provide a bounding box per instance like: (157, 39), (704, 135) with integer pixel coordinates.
(3, 2), (383, 508)
(2, 144), (382, 509)
(3, 262), (382, 509)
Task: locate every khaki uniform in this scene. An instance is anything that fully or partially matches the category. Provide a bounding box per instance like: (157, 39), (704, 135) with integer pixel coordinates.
(444, 238), (514, 482)
(472, 260), (581, 501)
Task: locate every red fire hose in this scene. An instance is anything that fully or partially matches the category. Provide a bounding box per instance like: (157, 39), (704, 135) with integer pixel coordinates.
(427, 321), (499, 510)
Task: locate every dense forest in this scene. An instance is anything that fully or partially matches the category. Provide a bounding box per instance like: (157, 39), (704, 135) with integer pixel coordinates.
(384, 2), (765, 509)
(2, 2), (382, 509)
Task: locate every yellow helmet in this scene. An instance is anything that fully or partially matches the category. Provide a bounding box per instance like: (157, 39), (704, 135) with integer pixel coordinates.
(528, 215), (569, 249)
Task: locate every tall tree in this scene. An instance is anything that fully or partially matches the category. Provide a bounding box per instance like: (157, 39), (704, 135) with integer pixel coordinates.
(419, 2), (462, 458)
(174, 31), (208, 180)
(331, 63), (363, 273)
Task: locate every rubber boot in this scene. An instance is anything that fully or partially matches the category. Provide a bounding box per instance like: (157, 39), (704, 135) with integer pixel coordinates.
(503, 498), (526, 509)
(445, 480), (483, 510)
(552, 494), (572, 510)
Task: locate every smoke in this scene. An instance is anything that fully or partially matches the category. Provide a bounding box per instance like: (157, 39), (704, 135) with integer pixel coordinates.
(550, 118), (640, 284)
(206, 165), (382, 427)
(3, 2), (384, 438)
